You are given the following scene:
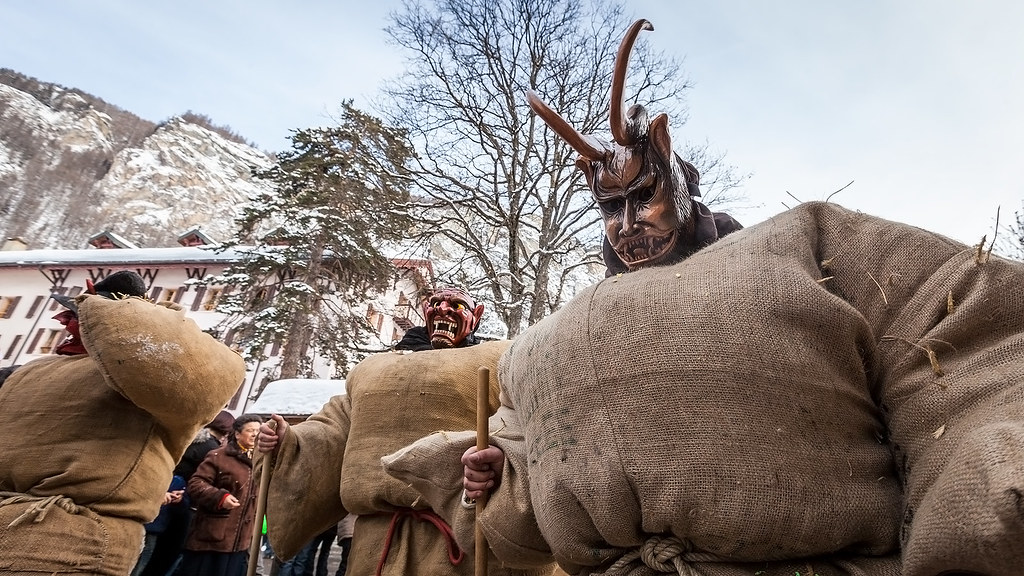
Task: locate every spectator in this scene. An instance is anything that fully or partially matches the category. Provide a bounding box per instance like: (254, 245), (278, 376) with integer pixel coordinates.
(178, 414), (262, 576)
(334, 514), (355, 576)
(144, 411), (236, 576)
(302, 524), (337, 576)
(275, 537), (313, 576)
(131, 476), (186, 576)
(178, 410), (236, 479)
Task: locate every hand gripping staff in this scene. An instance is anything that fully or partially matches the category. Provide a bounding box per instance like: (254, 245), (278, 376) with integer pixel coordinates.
(247, 420), (277, 576)
(476, 366), (490, 576)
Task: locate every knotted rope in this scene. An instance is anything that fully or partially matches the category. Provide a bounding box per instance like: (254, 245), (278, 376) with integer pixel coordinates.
(0, 491), (84, 528)
(375, 507), (464, 576)
(607, 535), (722, 575)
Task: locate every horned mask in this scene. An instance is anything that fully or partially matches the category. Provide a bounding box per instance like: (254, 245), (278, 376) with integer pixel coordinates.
(528, 19), (702, 272)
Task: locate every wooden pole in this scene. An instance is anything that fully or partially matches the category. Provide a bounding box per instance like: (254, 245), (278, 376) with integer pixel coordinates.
(475, 366), (490, 576)
(247, 421), (277, 576)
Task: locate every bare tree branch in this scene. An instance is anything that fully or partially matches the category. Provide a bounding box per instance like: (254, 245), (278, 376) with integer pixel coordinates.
(382, 0), (746, 335)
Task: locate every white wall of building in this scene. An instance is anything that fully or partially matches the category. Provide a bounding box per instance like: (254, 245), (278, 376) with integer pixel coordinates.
(0, 246), (431, 413)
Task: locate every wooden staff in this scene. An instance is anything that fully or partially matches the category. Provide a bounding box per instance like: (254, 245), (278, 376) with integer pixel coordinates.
(247, 420), (277, 576)
(475, 366), (490, 576)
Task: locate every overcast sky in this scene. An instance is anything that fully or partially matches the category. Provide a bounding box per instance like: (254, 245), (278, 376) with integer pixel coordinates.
(5, 0), (1022, 248)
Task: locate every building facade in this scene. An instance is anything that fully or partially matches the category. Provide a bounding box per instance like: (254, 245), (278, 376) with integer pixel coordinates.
(0, 233), (432, 412)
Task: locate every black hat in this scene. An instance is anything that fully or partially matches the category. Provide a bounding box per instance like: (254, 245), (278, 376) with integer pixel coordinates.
(49, 270), (147, 314)
(50, 292), (78, 313)
(91, 270), (147, 300)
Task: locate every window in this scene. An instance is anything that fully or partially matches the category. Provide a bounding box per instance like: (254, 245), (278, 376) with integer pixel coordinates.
(227, 382), (245, 411)
(366, 304), (382, 332)
(25, 295), (44, 318)
(254, 285), (276, 303)
(0, 296), (21, 318)
(204, 288), (223, 311)
(161, 288), (178, 302)
(37, 329), (65, 354)
(191, 286), (207, 311)
(3, 335), (22, 360)
(26, 329), (45, 354)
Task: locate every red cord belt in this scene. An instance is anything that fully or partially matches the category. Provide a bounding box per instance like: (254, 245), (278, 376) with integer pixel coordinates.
(375, 507), (464, 575)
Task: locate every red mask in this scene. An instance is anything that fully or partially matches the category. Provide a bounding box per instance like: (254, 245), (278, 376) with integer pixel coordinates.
(53, 310), (87, 356)
(423, 288), (485, 348)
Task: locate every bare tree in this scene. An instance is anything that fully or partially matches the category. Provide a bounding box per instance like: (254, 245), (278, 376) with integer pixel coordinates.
(382, 0), (744, 337)
(998, 202), (1024, 260)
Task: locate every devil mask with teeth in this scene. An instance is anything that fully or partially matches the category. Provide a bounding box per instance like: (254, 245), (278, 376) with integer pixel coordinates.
(527, 19), (742, 276)
(395, 286), (486, 351)
(424, 287), (485, 348)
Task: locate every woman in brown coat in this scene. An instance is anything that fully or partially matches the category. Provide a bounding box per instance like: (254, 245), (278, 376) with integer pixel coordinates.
(178, 413), (263, 576)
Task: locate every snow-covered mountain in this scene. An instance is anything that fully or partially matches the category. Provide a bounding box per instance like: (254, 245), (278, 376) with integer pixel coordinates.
(0, 69), (273, 250)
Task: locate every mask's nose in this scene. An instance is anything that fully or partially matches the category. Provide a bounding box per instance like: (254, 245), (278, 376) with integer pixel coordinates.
(620, 197), (640, 236)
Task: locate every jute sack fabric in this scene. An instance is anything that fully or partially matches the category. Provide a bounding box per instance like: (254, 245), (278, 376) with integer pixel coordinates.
(265, 340), (557, 575)
(0, 295), (246, 575)
(384, 201), (1024, 575)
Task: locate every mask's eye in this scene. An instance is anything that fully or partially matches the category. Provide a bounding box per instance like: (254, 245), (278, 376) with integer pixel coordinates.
(636, 186), (655, 204)
(600, 198), (624, 214)
(454, 303), (466, 310)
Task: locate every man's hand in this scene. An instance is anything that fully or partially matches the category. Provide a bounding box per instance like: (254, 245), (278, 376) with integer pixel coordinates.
(462, 445), (504, 500)
(257, 414), (288, 453)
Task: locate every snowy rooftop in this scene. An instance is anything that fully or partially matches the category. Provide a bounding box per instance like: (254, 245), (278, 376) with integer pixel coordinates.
(0, 246), (242, 267)
(247, 378), (346, 416)
(0, 246), (435, 271)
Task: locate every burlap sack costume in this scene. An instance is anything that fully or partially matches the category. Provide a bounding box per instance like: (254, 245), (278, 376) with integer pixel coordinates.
(263, 340), (558, 575)
(384, 201), (1024, 575)
(0, 295), (246, 575)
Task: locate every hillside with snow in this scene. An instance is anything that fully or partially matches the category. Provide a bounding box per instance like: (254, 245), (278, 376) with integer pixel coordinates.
(0, 69), (273, 250)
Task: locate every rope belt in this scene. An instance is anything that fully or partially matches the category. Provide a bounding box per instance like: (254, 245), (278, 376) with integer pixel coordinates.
(0, 491), (84, 528)
(375, 507), (464, 576)
(607, 535), (725, 575)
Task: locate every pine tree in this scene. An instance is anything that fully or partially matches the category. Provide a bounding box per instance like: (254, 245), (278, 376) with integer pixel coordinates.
(208, 102), (416, 395)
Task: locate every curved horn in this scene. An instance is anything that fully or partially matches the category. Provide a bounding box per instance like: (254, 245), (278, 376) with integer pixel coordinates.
(610, 19), (654, 146)
(526, 90), (607, 161)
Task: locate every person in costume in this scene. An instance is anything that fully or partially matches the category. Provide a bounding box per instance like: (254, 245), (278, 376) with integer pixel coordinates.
(393, 286), (485, 351)
(381, 19), (1024, 576)
(256, 286), (556, 576)
(523, 21), (740, 278)
(0, 270), (245, 575)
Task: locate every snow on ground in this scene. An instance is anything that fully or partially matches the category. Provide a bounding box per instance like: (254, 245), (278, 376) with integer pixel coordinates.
(247, 378), (346, 416)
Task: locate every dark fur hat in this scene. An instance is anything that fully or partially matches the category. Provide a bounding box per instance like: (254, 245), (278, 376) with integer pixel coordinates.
(50, 270), (148, 313)
(91, 270), (147, 300)
(206, 410), (236, 435)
